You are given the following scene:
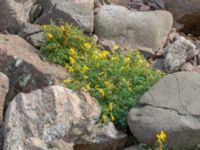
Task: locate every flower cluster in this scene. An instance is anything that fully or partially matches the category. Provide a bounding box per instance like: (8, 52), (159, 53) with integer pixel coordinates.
(41, 23), (164, 127)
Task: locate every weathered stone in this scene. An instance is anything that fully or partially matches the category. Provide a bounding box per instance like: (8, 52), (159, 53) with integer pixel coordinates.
(26, 31), (43, 48)
(98, 39), (116, 52)
(36, 0), (94, 33)
(29, 3), (43, 23)
(0, 0), (36, 33)
(4, 85), (100, 150)
(18, 22), (43, 48)
(144, 0), (165, 10)
(163, 0), (200, 35)
(48, 140), (74, 150)
(94, 0), (129, 8)
(95, 5), (173, 51)
(181, 63), (200, 73)
(18, 23), (42, 38)
(163, 35), (199, 72)
(0, 34), (68, 110)
(139, 5), (150, 11)
(74, 122), (127, 150)
(152, 59), (164, 71)
(128, 72), (200, 149)
(123, 145), (139, 150)
(0, 72), (9, 122)
(138, 48), (155, 59)
(195, 41), (200, 50)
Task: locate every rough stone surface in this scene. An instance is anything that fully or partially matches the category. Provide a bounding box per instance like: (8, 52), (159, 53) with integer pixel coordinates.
(0, 34), (68, 110)
(128, 72), (200, 149)
(163, 35), (199, 72)
(48, 140), (74, 150)
(0, 0), (36, 33)
(163, 0), (200, 35)
(74, 122), (127, 150)
(36, 0), (94, 33)
(181, 63), (200, 73)
(123, 145), (139, 150)
(94, 0), (129, 7)
(0, 73), (9, 122)
(29, 3), (43, 23)
(95, 5), (173, 51)
(18, 22), (43, 48)
(4, 85), (101, 150)
(98, 39), (117, 52)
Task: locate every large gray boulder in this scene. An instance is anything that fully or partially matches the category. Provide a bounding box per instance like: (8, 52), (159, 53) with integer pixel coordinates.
(94, 5), (173, 51)
(0, 0), (36, 33)
(4, 86), (101, 150)
(36, 0), (94, 33)
(128, 72), (200, 149)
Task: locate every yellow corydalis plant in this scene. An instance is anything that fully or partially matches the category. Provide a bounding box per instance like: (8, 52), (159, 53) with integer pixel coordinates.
(83, 42), (92, 49)
(156, 131), (166, 150)
(47, 33), (53, 39)
(41, 23), (164, 127)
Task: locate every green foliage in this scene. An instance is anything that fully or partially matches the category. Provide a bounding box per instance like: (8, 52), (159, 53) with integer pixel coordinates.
(41, 23), (164, 128)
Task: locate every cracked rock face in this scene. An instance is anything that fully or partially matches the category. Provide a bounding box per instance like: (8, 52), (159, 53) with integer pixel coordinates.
(36, 0), (94, 33)
(18, 22), (43, 48)
(4, 85), (101, 150)
(128, 72), (200, 149)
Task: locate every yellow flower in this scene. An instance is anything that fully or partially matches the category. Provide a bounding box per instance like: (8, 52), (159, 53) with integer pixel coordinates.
(156, 70), (162, 74)
(121, 66), (125, 70)
(82, 65), (90, 74)
(124, 57), (130, 63)
(83, 75), (88, 79)
(60, 25), (65, 31)
(104, 80), (111, 87)
(145, 62), (150, 68)
(68, 67), (74, 73)
(47, 33), (53, 39)
(69, 57), (75, 65)
(108, 102), (113, 111)
(97, 88), (105, 97)
(85, 84), (91, 91)
(83, 43), (92, 49)
(96, 63), (100, 68)
(99, 72), (104, 76)
(92, 51), (98, 60)
(64, 63), (68, 69)
(157, 131), (166, 142)
(138, 58), (144, 64)
(63, 78), (73, 84)
(111, 114), (115, 122)
(41, 25), (47, 30)
(64, 64), (74, 73)
(69, 48), (75, 56)
(111, 56), (117, 61)
(102, 115), (108, 123)
(99, 51), (109, 59)
(113, 44), (119, 50)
